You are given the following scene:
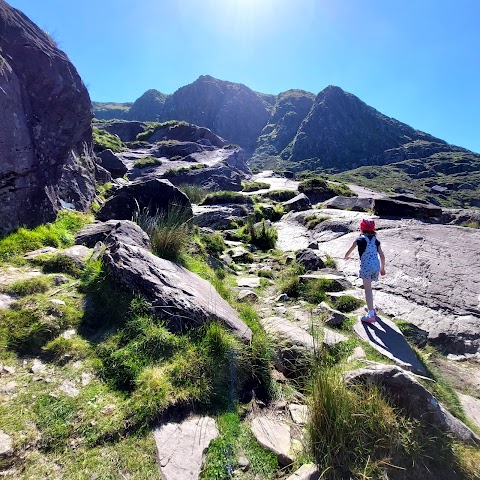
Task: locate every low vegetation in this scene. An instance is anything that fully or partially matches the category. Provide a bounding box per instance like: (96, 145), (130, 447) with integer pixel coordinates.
(92, 126), (124, 153)
(200, 191), (253, 205)
(163, 163), (206, 178)
(133, 156), (162, 168)
(242, 181), (270, 192)
(304, 213), (330, 229)
(136, 120), (189, 142)
(298, 176), (354, 197)
(177, 184), (210, 204)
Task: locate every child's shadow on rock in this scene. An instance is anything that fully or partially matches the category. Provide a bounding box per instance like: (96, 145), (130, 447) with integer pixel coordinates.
(361, 316), (425, 374)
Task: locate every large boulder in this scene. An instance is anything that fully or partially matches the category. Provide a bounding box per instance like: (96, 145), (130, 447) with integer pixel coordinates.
(346, 365), (480, 445)
(103, 241), (252, 342)
(282, 193), (311, 212)
(0, 2), (96, 235)
(96, 178), (192, 221)
(97, 149), (128, 178)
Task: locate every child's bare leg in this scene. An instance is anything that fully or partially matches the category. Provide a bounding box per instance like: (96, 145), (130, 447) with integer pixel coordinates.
(363, 279), (374, 311)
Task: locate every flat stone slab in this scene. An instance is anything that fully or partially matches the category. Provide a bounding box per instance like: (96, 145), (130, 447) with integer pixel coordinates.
(250, 416), (293, 466)
(323, 327), (348, 346)
(0, 293), (15, 310)
(289, 404), (308, 425)
(153, 416), (219, 480)
(353, 315), (426, 375)
(236, 277), (261, 288)
(458, 393), (480, 429)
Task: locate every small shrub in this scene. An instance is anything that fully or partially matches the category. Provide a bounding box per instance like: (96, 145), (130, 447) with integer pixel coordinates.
(32, 253), (82, 277)
(242, 181), (270, 192)
(261, 190), (297, 202)
(304, 214), (330, 230)
(323, 254), (337, 269)
(253, 203), (284, 222)
(135, 204), (192, 262)
(245, 220), (278, 251)
(42, 335), (90, 362)
(133, 156), (162, 169)
(200, 232), (226, 256)
(201, 191), (253, 206)
(163, 163), (206, 178)
(330, 295), (363, 313)
(277, 263), (305, 298)
(178, 184), (210, 204)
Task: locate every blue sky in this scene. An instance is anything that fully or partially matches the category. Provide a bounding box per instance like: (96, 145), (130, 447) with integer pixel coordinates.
(7, 0), (480, 153)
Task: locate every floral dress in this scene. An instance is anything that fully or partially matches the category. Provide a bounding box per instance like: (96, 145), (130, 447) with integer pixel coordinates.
(358, 235), (380, 281)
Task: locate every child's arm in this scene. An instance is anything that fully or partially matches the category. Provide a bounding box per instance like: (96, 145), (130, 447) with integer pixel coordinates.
(378, 245), (386, 275)
(344, 240), (357, 260)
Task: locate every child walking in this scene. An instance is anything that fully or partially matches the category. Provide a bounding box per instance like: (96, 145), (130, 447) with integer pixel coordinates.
(344, 219), (385, 323)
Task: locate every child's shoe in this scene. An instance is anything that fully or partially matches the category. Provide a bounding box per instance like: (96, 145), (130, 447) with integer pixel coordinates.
(360, 314), (376, 323)
(364, 306), (378, 315)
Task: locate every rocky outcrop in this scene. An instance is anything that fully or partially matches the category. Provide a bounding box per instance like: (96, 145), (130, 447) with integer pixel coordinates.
(346, 365), (480, 445)
(96, 178), (192, 221)
(282, 193), (311, 212)
(0, 2), (96, 235)
(103, 241), (252, 342)
(255, 90), (316, 157)
(147, 122), (227, 148)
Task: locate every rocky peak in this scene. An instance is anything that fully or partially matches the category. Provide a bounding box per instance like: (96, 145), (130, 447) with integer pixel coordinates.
(127, 89), (168, 121)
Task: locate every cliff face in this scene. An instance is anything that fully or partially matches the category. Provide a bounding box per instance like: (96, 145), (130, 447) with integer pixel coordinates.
(0, 2), (96, 235)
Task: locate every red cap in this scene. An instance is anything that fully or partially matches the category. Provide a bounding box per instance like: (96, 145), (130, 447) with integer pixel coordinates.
(360, 219), (375, 231)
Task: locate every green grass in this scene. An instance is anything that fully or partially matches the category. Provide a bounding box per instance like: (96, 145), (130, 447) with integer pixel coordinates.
(163, 163), (206, 177)
(30, 253), (83, 277)
(198, 232), (227, 256)
(243, 220), (278, 251)
(0, 210), (93, 263)
(242, 181), (270, 192)
(260, 189), (298, 202)
(92, 126), (124, 153)
(323, 254), (337, 269)
(1, 276), (51, 296)
(304, 214), (330, 230)
(253, 203), (284, 222)
(135, 120), (189, 141)
(133, 156), (162, 168)
(277, 263), (305, 298)
(200, 191), (253, 206)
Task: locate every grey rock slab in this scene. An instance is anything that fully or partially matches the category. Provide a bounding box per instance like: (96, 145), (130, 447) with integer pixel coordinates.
(315, 302), (349, 328)
(285, 464), (321, 480)
(236, 277), (261, 288)
(0, 293), (15, 310)
(0, 430), (13, 457)
(299, 273), (352, 291)
(250, 416), (294, 466)
(60, 245), (92, 266)
(282, 193), (311, 212)
(346, 365), (480, 445)
(458, 393), (480, 428)
(104, 242), (252, 342)
(353, 315), (426, 375)
(276, 216), (310, 251)
(323, 327), (348, 346)
(237, 290), (259, 303)
(24, 246), (58, 259)
(153, 416), (219, 480)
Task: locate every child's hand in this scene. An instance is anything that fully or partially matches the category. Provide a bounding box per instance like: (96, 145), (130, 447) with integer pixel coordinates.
(380, 267), (386, 276)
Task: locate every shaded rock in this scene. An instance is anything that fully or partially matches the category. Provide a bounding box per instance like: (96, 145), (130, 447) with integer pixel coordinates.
(229, 246), (254, 263)
(276, 294), (289, 302)
(148, 123), (227, 147)
(250, 417), (293, 466)
(0, 2), (96, 235)
(282, 193), (311, 212)
(285, 464), (321, 480)
(238, 290), (259, 303)
(75, 220), (120, 247)
(346, 365), (480, 445)
(94, 163), (112, 184)
(97, 178), (192, 222)
(153, 416), (219, 480)
(97, 149), (128, 178)
(372, 195), (442, 219)
(322, 196), (372, 212)
(295, 249), (325, 271)
(103, 242), (252, 342)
